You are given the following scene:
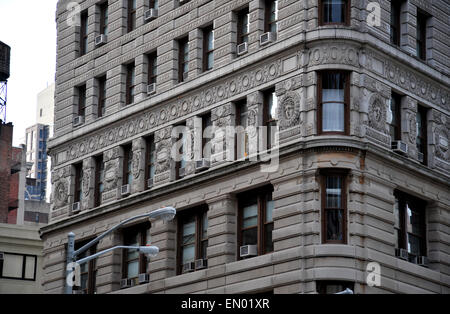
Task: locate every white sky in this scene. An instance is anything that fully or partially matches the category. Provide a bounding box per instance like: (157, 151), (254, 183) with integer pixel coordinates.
(0, 0), (58, 146)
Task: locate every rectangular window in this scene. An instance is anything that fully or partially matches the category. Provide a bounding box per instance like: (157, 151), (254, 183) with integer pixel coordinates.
(122, 144), (133, 186)
(145, 135), (156, 187)
(321, 170), (347, 244)
(416, 10), (429, 60)
(80, 10), (88, 55)
(394, 191), (427, 259)
(390, 1), (402, 46)
(149, 0), (158, 10)
(416, 105), (428, 165)
(236, 99), (249, 159)
(0, 253), (37, 281)
(263, 88), (278, 150)
(237, 7), (250, 45)
(319, 0), (349, 26)
(127, 0), (137, 32)
(175, 123), (187, 179)
(318, 71), (349, 135)
(238, 186), (274, 257)
(147, 52), (157, 85)
(177, 206), (208, 274)
(74, 163), (83, 203)
(126, 62), (135, 105)
(203, 26), (214, 72)
(100, 2), (109, 35)
(122, 223), (150, 280)
(178, 37), (189, 83)
(78, 85), (86, 117)
(74, 240), (97, 294)
(97, 75), (107, 118)
(94, 155), (104, 207)
(201, 113), (212, 160)
(389, 92), (402, 141)
(264, 0), (278, 33)
(317, 281), (354, 294)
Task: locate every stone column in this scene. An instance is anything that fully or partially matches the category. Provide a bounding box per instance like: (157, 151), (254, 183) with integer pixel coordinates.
(213, 12), (235, 68)
(401, 96), (418, 159)
(154, 126), (173, 186)
(211, 103), (236, 167)
(131, 137), (146, 193)
(148, 219), (176, 282)
(206, 195), (238, 267)
(102, 147), (122, 204)
(81, 157), (95, 211)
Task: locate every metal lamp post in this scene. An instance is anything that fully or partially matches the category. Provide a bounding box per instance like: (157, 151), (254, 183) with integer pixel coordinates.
(65, 206), (176, 294)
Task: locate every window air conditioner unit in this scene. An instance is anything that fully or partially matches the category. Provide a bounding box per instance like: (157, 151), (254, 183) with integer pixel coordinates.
(147, 83), (156, 95)
(237, 42), (248, 56)
(391, 140), (408, 155)
(72, 202), (81, 213)
(147, 178), (154, 189)
(73, 116), (85, 127)
(194, 259), (207, 270)
(182, 72), (189, 81)
(418, 152), (424, 163)
(120, 278), (134, 289)
(179, 167), (186, 178)
(260, 32), (276, 46)
(182, 261), (195, 273)
(417, 256), (429, 267)
(240, 244), (258, 258)
(395, 248), (409, 260)
(121, 184), (131, 196)
(138, 273), (150, 284)
(195, 159), (210, 172)
(144, 9), (158, 22)
(95, 34), (107, 46)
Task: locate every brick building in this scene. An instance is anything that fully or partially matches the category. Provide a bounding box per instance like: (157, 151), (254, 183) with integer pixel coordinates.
(42, 0), (449, 294)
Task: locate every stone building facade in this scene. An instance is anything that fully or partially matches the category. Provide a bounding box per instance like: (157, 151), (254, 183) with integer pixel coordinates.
(41, 0), (449, 294)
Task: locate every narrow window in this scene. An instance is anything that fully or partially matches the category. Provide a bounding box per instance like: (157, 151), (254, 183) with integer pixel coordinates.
(100, 2), (109, 35)
(237, 7), (250, 45)
(78, 85), (86, 117)
(127, 0), (137, 32)
(122, 144), (133, 186)
(263, 88), (278, 149)
(147, 52), (157, 85)
(74, 163), (83, 203)
(318, 71), (349, 135)
(178, 37), (189, 83)
(203, 26), (214, 72)
(389, 92), (402, 141)
(126, 63), (135, 105)
(74, 240), (97, 294)
(94, 155), (104, 207)
(319, 0), (349, 26)
(264, 0), (278, 33)
(145, 135), (155, 188)
(416, 10), (429, 60)
(390, 1), (402, 46)
(80, 10), (88, 56)
(175, 123), (187, 179)
(122, 224), (150, 280)
(97, 76), (107, 118)
(317, 281), (354, 294)
(416, 105), (428, 165)
(321, 171), (347, 244)
(149, 0), (158, 10)
(236, 99), (249, 159)
(201, 113), (212, 160)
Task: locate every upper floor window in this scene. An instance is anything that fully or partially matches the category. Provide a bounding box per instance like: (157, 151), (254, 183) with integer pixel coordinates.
(201, 113), (212, 160)
(264, 0), (278, 33)
(147, 52), (157, 85)
(236, 99), (249, 159)
(237, 7), (250, 45)
(99, 2), (109, 35)
(80, 10), (88, 56)
(149, 0), (158, 10)
(203, 26), (214, 72)
(390, 1), (403, 46)
(321, 170), (348, 244)
(127, 0), (137, 32)
(122, 223), (150, 280)
(94, 155), (104, 207)
(394, 191), (427, 261)
(317, 71), (349, 135)
(416, 105), (428, 165)
(238, 186), (274, 257)
(177, 206), (208, 274)
(126, 63), (135, 105)
(122, 144), (133, 186)
(74, 162), (83, 203)
(263, 88), (278, 149)
(389, 92), (402, 141)
(178, 37), (189, 83)
(74, 240), (97, 294)
(97, 75), (107, 118)
(145, 135), (155, 188)
(416, 10), (430, 60)
(319, 0), (349, 26)
(0, 252), (37, 281)
(77, 84), (86, 117)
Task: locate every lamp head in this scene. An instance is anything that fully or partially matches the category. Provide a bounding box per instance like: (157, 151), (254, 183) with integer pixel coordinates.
(138, 245), (159, 258)
(148, 207), (176, 222)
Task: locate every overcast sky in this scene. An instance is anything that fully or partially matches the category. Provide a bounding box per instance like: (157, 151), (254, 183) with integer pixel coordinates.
(0, 0), (58, 146)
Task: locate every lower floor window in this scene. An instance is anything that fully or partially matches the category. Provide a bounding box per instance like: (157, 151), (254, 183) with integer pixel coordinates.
(317, 281), (354, 294)
(122, 223), (151, 279)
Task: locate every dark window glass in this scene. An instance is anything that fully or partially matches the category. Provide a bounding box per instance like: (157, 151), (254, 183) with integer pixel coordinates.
(98, 76), (107, 117)
(74, 163), (83, 203)
(122, 224), (150, 279)
(78, 85), (86, 117)
(100, 2), (109, 35)
(237, 7), (250, 45)
(317, 281), (354, 294)
(178, 37), (189, 82)
(416, 11), (428, 60)
(390, 1), (402, 45)
(202, 113), (212, 159)
(123, 144), (133, 185)
(236, 99), (249, 159)
(416, 106), (428, 165)
(175, 123), (187, 179)
(95, 155), (104, 207)
(147, 52), (157, 85)
(128, 0), (137, 32)
(320, 0), (348, 25)
(150, 0), (158, 10)
(80, 10), (88, 55)
(145, 135), (155, 186)
(263, 88), (278, 149)
(126, 63), (135, 105)
(265, 0), (278, 33)
(203, 26), (214, 71)
(322, 172), (347, 244)
(74, 241), (97, 294)
(389, 92), (402, 141)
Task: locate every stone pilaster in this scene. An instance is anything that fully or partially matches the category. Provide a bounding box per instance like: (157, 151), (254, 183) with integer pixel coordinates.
(85, 78), (96, 123)
(102, 147), (122, 204)
(81, 157), (95, 211)
(277, 0), (306, 41)
(148, 219), (176, 281)
(211, 103), (236, 167)
(248, 0), (265, 53)
(213, 12), (235, 68)
(131, 137), (146, 193)
(247, 91), (263, 159)
(188, 28), (203, 80)
(154, 126), (173, 186)
(401, 1), (417, 56)
(106, 64), (126, 114)
(108, 0), (127, 41)
(206, 195), (238, 267)
(134, 54), (147, 103)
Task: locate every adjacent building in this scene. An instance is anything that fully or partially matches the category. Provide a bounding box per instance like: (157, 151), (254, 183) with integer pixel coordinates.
(42, 0), (449, 294)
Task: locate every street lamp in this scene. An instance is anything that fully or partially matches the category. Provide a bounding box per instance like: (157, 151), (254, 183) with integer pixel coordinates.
(335, 288), (354, 294)
(65, 206), (176, 294)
